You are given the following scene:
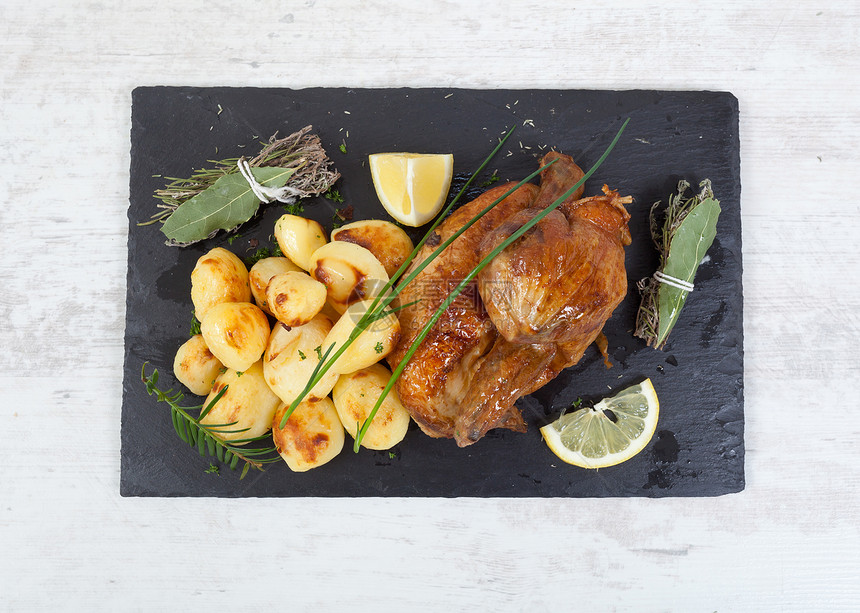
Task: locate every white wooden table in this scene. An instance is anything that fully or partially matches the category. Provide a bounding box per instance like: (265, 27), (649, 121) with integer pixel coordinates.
(2, 1), (858, 610)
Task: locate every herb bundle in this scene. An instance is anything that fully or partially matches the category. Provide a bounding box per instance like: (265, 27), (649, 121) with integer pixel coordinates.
(635, 179), (721, 349)
(144, 126), (340, 246)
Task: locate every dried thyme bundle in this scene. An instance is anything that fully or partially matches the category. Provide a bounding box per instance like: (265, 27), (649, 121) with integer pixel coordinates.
(145, 125), (340, 246)
(635, 179), (721, 349)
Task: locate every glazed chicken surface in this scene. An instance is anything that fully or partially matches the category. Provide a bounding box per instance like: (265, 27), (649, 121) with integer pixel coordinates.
(390, 152), (632, 447)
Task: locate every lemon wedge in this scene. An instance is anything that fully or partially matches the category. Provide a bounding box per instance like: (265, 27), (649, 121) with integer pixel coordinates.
(368, 153), (453, 226)
(540, 379), (659, 469)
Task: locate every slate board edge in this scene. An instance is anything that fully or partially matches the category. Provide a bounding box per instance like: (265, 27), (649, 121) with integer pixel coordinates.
(121, 87), (744, 498)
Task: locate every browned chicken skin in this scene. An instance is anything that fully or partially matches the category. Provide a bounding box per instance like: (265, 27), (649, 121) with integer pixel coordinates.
(390, 152), (632, 447)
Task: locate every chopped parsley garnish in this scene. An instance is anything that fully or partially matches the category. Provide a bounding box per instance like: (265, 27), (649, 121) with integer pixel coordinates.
(190, 313), (202, 336)
(282, 200), (305, 215)
(245, 245), (284, 267)
(481, 171), (500, 187)
(324, 188), (344, 203)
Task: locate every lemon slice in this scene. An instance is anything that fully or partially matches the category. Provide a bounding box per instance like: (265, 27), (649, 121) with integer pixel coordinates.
(540, 379), (659, 469)
(368, 153), (453, 226)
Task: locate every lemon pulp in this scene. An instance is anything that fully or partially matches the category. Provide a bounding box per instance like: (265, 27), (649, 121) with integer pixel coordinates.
(368, 153), (453, 226)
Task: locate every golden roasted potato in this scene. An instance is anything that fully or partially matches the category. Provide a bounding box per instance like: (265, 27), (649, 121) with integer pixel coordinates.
(331, 220), (414, 278)
(248, 256), (302, 315)
(190, 247), (251, 321)
(332, 363), (410, 450)
(274, 214), (328, 271)
(272, 396), (344, 472)
(200, 361), (280, 444)
(320, 300), (342, 322)
(173, 334), (224, 396)
(200, 302), (270, 372)
(265, 271), (327, 327)
(323, 299), (400, 375)
(309, 242), (389, 314)
(263, 314), (339, 404)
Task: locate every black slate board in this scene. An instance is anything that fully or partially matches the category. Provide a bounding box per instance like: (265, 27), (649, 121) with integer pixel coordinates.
(122, 87), (743, 497)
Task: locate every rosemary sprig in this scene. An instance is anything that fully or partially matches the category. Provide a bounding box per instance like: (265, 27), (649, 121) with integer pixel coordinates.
(141, 363), (280, 478)
(353, 118), (630, 450)
(140, 125), (340, 226)
(278, 127), (520, 430)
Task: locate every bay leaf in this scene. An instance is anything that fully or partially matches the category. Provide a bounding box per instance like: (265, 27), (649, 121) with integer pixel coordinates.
(656, 197), (721, 345)
(161, 167), (296, 244)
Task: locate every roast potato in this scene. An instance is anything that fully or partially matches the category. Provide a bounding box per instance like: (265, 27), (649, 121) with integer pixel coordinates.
(200, 360), (280, 444)
(332, 363), (410, 450)
(272, 396), (344, 472)
(331, 219), (414, 278)
(274, 214), (328, 271)
(309, 242), (389, 314)
(265, 271), (327, 327)
(200, 302), (270, 372)
(190, 247), (251, 321)
(263, 314), (339, 404)
(173, 334), (224, 396)
(248, 256), (302, 315)
(322, 299), (400, 375)
(320, 299), (342, 322)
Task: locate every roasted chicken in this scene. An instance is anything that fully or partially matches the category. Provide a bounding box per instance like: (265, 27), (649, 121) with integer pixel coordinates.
(390, 152), (632, 447)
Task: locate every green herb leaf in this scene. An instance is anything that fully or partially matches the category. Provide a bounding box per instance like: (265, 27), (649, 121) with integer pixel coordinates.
(635, 180), (721, 348)
(189, 312), (201, 336)
(282, 200), (305, 215)
(655, 197), (720, 344)
(481, 171), (500, 187)
(140, 363), (279, 476)
(161, 167), (296, 245)
(245, 246), (281, 267)
(324, 188), (344, 203)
